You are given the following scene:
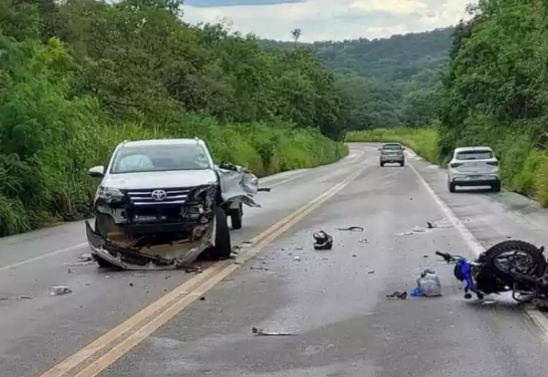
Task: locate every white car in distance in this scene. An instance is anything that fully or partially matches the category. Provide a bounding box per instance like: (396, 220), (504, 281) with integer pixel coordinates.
(447, 146), (501, 193)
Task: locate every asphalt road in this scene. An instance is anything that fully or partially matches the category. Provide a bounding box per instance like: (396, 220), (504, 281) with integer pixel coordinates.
(4, 143), (548, 376)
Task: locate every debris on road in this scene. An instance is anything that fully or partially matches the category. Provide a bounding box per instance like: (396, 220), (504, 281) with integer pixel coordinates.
(293, 256), (301, 262)
(313, 230), (333, 250)
(250, 266), (270, 271)
(281, 247), (290, 251)
(399, 219), (453, 236)
(367, 270), (375, 274)
(337, 226), (364, 232)
(252, 327), (294, 336)
(64, 253), (95, 267)
(386, 291), (408, 300)
(18, 296), (33, 300)
(199, 296), (205, 301)
(411, 269), (442, 297)
(184, 266), (203, 274)
(49, 286), (72, 296)
(359, 239), (368, 243)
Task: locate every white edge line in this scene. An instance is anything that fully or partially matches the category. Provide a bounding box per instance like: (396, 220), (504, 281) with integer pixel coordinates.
(0, 242), (87, 272)
(408, 163), (485, 257)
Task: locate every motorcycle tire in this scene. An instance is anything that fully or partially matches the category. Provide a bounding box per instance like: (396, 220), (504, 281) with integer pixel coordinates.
(482, 240), (546, 284)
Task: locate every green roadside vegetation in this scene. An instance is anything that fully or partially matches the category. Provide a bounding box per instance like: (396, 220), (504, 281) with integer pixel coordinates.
(0, 0), (348, 237)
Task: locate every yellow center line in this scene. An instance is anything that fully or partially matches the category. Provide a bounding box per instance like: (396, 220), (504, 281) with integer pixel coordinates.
(37, 165), (367, 377)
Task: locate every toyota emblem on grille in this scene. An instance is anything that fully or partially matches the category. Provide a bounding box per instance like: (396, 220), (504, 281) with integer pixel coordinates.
(151, 190), (167, 201)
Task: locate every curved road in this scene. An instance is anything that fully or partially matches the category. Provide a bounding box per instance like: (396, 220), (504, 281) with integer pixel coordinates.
(3, 144), (548, 376)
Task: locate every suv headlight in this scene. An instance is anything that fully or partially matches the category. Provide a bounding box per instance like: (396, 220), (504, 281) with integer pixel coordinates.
(96, 186), (124, 202)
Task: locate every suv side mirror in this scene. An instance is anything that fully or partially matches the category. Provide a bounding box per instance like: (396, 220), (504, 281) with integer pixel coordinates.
(88, 165), (105, 178)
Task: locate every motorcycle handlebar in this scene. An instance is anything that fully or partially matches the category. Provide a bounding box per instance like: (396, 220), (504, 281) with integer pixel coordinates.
(435, 251), (453, 262)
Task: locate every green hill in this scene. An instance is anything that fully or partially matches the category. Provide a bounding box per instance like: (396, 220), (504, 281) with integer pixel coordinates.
(261, 27), (454, 130)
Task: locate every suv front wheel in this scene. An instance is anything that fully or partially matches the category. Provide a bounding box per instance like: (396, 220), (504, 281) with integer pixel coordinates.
(210, 206), (232, 260)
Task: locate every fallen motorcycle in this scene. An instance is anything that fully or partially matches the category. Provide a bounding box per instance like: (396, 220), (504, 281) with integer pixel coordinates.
(435, 240), (548, 307)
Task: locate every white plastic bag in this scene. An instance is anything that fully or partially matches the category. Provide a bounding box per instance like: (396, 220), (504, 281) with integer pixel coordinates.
(417, 269), (442, 297)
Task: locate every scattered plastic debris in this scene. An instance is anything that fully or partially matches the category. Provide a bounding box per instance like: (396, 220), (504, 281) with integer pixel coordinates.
(49, 286), (72, 296)
(281, 247), (290, 251)
(367, 270), (375, 274)
(337, 226), (364, 232)
(293, 256), (301, 262)
(313, 231), (333, 250)
(386, 291), (407, 300)
(359, 239), (368, 243)
(252, 327), (294, 336)
(18, 296), (33, 300)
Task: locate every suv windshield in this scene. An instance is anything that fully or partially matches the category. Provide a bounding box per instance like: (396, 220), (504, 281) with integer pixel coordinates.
(382, 144), (402, 151)
(111, 144), (211, 174)
(456, 150), (494, 161)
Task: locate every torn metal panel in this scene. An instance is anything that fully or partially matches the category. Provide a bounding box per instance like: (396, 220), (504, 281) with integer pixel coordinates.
(217, 163), (260, 208)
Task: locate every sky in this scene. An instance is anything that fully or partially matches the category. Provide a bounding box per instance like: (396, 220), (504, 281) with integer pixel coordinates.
(181, 0), (475, 42)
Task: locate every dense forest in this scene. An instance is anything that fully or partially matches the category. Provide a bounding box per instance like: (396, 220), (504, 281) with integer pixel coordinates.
(262, 27), (454, 130)
(0, 0), (349, 236)
(347, 0), (548, 206)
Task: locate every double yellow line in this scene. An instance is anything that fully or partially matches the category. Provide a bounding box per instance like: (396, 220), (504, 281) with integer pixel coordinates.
(38, 165), (367, 377)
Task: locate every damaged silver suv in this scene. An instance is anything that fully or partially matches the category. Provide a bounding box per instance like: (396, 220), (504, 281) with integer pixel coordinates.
(85, 138), (261, 270)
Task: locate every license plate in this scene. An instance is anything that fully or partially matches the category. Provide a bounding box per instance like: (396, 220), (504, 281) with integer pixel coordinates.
(467, 175), (482, 180)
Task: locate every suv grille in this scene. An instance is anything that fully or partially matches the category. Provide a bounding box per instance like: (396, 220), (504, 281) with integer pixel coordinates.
(123, 188), (191, 206)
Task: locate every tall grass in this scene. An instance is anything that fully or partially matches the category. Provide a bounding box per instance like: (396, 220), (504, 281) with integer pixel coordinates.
(0, 36), (348, 237)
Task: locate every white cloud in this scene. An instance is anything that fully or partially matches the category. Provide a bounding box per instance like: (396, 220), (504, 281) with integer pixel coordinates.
(181, 0), (475, 42)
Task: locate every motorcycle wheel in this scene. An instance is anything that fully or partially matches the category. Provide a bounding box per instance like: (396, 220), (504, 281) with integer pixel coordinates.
(483, 240), (546, 284)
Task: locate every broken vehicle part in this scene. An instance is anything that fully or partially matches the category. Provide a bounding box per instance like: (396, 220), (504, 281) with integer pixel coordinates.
(85, 138), (263, 270)
(435, 240), (548, 306)
(49, 286), (72, 296)
(252, 327), (294, 336)
(313, 231), (333, 250)
(386, 291), (407, 300)
(337, 226), (364, 232)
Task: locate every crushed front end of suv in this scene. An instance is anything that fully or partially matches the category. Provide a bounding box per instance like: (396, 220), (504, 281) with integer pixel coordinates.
(85, 138), (261, 270)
